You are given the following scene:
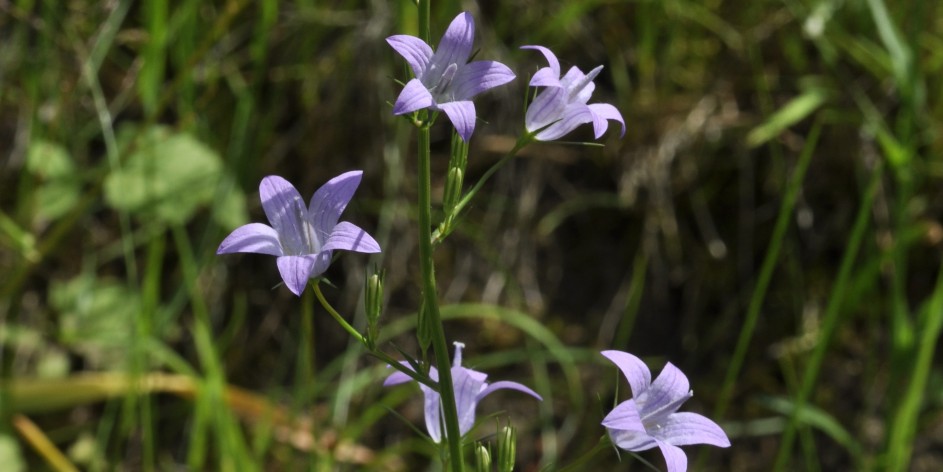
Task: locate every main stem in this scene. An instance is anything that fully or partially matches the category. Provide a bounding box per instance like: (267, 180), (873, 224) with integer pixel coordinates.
(418, 122), (464, 470)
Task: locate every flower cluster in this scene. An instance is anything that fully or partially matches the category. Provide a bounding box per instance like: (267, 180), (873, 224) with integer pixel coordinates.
(217, 11), (731, 472)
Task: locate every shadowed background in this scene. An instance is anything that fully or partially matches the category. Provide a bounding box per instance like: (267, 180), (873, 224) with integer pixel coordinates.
(1, 0), (942, 470)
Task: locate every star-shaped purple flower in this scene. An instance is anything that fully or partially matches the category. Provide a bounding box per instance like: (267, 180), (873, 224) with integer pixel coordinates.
(384, 342), (542, 443)
(217, 171), (380, 296)
(387, 12), (516, 142)
(601, 350), (730, 472)
(521, 46), (625, 141)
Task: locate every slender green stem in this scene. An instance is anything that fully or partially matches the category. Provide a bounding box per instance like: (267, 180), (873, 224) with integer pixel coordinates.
(312, 282), (366, 346)
(417, 118), (466, 471)
(772, 161), (882, 471)
(310, 280), (438, 391)
(432, 134), (532, 244)
(714, 121), (821, 420)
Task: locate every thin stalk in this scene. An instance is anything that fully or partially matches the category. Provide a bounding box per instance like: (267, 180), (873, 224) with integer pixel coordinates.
(714, 121), (822, 420)
(432, 135), (532, 244)
(772, 162), (882, 470)
(310, 281), (438, 391)
(312, 282), (366, 345)
(418, 119), (466, 471)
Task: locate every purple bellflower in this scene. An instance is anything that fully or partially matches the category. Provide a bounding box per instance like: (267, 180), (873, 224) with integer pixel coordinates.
(387, 12), (516, 142)
(217, 171), (380, 297)
(601, 350), (730, 472)
(384, 342), (542, 443)
(521, 46), (625, 141)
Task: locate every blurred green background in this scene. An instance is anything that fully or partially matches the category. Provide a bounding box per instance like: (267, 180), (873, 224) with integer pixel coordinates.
(2, 0), (942, 470)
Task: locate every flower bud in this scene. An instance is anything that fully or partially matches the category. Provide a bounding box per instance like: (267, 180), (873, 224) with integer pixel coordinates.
(496, 424), (516, 472)
(443, 167), (464, 213)
(475, 443), (492, 472)
(365, 269), (384, 348)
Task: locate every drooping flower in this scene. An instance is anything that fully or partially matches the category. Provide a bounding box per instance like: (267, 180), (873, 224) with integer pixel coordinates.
(387, 12), (516, 142)
(521, 45), (625, 141)
(217, 171), (380, 296)
(383, 342), (542, 443)
(600, 350), (729, 472)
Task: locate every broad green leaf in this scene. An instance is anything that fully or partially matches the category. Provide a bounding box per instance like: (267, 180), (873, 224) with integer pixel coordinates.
(26, 139), (81, 220)
(50, 275), (141, 369)
(0, 434), (25, 472)
(104, 125), (245, 225)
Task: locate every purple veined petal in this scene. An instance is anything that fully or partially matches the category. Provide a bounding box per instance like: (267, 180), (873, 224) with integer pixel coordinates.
(393, 78), (435, 115)
(217, 223), (283, 256)
(528, 67), (563, 87)
(533, 103), (594, 141)
(451, 60), (515, 101)
(260, 176), (310, 255)
(276, 253), (331, 296)
(308, 170), (362, 240)
(383, 361), (417, 387)
(560, 65), (600, 104)
(588, 103), (626, 138)
(387, 34), (434, 78)
(452, 367), (489, 436)
(655, 439), (688, 472)
(520, 45), (561, 78)
(437, 100), (476, 142)
(429, 12), (475, 77)
(607, 427), (657, 452)
(656, 412), (731, 448)
(322, 221), (381, 253)
(601, 399), (646, 432)
(637, 362), (692, 421)
(601, 351), (652, 398)
(423, 387), (444, 443)
(477, 380), (542, 402)
(525, 86), (568, 133)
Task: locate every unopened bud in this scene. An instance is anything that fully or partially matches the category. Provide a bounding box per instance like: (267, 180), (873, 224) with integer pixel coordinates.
(475, 443), (492, 472)
(496, 424), (516, 472)
(443, 167), (464, 212)
(365, 269), (384, 348)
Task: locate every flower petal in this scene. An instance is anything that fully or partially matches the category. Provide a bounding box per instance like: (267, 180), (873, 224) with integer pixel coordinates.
(601, 399), (646, 432)
(452, 367), (488, 437)
(383, 361), (416, 387)
(657, 412), (730, 448)
(588, 103), (625, 138)
(636, 362), (692, 421)
(477, 380), (542, 402)
(656, 440), (688, 472)
(437, 100), (476, 142)
(525, 86), (568, 133)
(387, 34), (433, 78)
(308, 170), (362, 239)
(260, 176), (310, 255)
(520, 45), (561, 78)
(393, 78), (435, 115)
(560, 66), (598, 104)
(534, 103), (593, 141)
(430, 12), (474, 75)
(323, 221), (381, 253)
(528, 67), (563, 87)
(608, 428), (657, 452)
(601, 351), (651, 399)
(423, 387), (444, 443)
(217, 223), (283, 256)
(276, 253), (331, 296)
(451, 60), (515, 101)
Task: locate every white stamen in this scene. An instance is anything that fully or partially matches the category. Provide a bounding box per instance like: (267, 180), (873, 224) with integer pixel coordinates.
(452, 341), (465, 366)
